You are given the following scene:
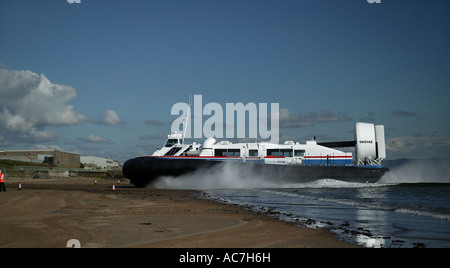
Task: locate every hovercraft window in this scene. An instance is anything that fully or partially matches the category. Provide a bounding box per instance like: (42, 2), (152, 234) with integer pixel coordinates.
(249, 149), (258, 157)
(228, 149), (240, 156)
(294, 149), (305, 157)
(267, 149), (293, 157)
(214, 148), (241, 157)
(165, 139), (178, 147)
(215, 149), (226, 156)
(267, 149), (279, 156)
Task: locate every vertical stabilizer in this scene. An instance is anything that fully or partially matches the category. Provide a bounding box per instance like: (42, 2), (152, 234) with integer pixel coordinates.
(375, 125), (386, 160)
(355, 122), (386, 165)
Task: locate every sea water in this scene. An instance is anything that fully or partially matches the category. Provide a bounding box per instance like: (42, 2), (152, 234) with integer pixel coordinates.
(152, 159), (450, 248)
(202, 182), (450, 248)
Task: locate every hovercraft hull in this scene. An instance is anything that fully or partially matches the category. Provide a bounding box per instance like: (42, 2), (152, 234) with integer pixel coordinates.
(123, 157), (389, 188)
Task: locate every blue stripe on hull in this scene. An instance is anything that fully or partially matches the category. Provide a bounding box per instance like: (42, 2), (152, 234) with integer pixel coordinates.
(304, 159), (352, 166)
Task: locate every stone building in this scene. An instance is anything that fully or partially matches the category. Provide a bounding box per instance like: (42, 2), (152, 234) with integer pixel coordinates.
(0, 149), (81, 168)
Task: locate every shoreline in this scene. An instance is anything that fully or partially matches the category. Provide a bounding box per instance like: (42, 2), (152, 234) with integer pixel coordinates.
(0, 177), (358, 248)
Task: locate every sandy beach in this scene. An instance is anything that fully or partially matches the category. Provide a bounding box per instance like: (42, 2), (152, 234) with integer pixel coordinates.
(0, 177), (357, 248)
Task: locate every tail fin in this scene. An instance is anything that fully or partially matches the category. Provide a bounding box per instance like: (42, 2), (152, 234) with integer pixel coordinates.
(355, 122), (386, 165)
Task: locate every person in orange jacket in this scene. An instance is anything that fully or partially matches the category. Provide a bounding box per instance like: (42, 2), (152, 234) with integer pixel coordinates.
(0, 170), (6, 192)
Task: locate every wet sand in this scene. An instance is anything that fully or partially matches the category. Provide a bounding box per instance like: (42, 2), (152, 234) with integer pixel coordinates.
(0, 177), (357, 248)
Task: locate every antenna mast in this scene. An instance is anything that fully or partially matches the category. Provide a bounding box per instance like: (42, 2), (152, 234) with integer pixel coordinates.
(181, 94), (192, 143)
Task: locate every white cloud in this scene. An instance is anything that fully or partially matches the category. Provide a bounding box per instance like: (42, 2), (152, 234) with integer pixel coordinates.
(0, 69), (87, 143)
(101, 110), (122, 126)
(82, 134), (111, 143)
(91, 109), (123, 126)
(32, 144), (63, 151)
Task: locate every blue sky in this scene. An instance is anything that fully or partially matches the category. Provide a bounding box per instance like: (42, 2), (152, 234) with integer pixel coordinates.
(1, 0), (449, 163)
